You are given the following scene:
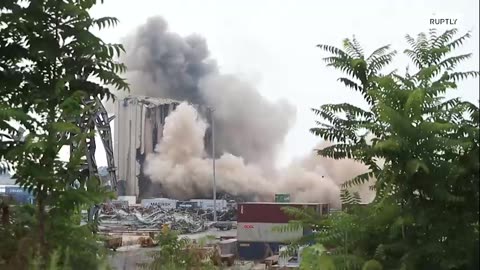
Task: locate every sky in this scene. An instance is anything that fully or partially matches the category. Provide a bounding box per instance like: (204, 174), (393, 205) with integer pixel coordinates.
(89, 0), (479, 167)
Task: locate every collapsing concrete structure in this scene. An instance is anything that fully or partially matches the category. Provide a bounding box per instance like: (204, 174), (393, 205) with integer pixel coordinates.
(114, 96), (212, 199)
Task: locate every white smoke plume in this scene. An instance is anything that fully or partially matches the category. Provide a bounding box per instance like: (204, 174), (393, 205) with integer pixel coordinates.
(120, 16), (375, 206)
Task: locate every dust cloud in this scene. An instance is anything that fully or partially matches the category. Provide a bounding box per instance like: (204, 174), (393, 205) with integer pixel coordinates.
(117, 16), (375, 207)
(145, 103), (374, 209)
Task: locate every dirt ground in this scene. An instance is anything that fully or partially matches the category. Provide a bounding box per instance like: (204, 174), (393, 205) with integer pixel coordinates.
(108, 228), (237, 270)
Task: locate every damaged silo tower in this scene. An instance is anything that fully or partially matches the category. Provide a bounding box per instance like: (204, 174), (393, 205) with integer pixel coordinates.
(114, 95), (212, 199)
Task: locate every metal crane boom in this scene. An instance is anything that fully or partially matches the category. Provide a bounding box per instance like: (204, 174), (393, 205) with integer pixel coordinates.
(76, 97), (117, 223)
(92, 98), (117, 191)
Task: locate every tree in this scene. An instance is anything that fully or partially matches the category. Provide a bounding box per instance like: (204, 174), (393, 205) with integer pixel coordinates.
(293, 29), (478, 269)
(299, 244), (336, 270)
(0, 0), (129, 268)
(279, 192), (398, 269)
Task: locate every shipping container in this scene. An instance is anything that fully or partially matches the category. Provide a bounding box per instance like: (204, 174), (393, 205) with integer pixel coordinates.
(237, 202), (329, 223)
(190, 199), (227, 210)
(1, 193), (33, 205)
(274, 193), (290, 202)
(150, 197), (172, 200)
(176, 201), (199, 209)
(0, 185), (34, 205)
(110, 200), (129, 209)
(5, 186), (24, 194)
(237, 222), (303, 242)
(141, 198), (177, 209)
(237, 242), (288, 261)
(117, 196), (136, 205)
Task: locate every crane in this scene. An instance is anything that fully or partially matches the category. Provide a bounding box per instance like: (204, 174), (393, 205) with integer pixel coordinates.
(75, 97), (117, 222)
(1, 97), (117, 224)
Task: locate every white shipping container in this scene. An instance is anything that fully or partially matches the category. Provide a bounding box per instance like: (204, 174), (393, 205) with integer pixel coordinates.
(141, 198), (177, 210)
(111, 200), (129, 208)
(143, 197), (171, 201)
(237, 222), (303, 243)
(190, 199), (227, 210)
(117, 196), (136, 205)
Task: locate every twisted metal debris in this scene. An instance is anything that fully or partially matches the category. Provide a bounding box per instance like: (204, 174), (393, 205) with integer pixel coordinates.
(96, 204), (235, 234)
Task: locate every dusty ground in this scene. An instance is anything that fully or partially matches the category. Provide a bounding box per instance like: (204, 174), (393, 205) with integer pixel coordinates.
(108, 244), (154, 270)
(108, 228), (237, 270)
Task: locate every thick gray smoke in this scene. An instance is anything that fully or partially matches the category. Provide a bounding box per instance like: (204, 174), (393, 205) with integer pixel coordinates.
(122, 16), (375, 206)
(122, 17), (216, 103)
(121, 16), (295, 168)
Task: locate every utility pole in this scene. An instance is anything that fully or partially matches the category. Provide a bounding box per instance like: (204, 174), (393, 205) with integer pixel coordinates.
(210, 108), (217, 223)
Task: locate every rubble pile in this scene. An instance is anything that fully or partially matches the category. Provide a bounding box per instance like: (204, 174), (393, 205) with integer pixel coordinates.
(201, 209), (237, 222)
(97, 204), (232, 234)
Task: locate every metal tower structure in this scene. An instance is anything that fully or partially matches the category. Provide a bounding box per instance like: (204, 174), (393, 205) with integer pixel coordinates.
(74, 97), (117, 222)
(90, 97), (117, 191)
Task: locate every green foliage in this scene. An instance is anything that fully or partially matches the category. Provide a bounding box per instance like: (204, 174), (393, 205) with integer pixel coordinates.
(340, 189), (361, 206)
(300, 244), (335, 270)
(30, 249), (109, 270)
(362, 260), (383, 270)
(299, 29), (479, 270)
(141, 227), (217, 270)
(0, 0), (128, 269)
(0, 204), (35, 266)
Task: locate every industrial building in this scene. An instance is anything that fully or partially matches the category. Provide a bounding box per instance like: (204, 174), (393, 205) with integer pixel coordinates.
(114, 96), (212, 200)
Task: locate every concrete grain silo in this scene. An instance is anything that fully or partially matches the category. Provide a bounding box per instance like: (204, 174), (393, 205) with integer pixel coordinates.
(114, 96), (211, 200)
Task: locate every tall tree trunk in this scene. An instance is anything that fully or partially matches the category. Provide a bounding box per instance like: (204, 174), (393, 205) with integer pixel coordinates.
(1, 201), (9, 225)
(37, 192), (47, 257)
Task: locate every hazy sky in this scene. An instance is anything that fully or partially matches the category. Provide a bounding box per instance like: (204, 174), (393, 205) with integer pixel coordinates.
(90, 0), (479, 167)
